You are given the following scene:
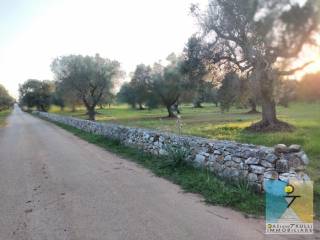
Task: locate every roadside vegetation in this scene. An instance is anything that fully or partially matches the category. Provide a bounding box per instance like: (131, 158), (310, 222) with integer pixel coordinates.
(42, 117), (265, 216)
(0, 110), (11, 127)
(0, 84), (14, 127)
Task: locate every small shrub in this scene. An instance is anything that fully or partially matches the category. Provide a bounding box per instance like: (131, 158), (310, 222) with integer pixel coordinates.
(162, 145), (191, 168)
(234, 177), (251, 193)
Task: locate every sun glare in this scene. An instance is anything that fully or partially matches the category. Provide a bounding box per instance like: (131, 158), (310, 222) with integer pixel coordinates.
(293, 34), (320, 79)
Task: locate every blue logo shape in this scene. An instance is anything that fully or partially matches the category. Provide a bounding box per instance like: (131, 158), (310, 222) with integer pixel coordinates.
(264, 179), (288, 222)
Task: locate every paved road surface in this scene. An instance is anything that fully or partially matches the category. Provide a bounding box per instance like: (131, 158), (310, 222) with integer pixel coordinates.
(0, 106), (318, 240)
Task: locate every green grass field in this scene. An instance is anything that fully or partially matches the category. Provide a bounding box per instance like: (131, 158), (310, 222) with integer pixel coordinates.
(0, 109), (11, 127)
(50, 102), (320, 217)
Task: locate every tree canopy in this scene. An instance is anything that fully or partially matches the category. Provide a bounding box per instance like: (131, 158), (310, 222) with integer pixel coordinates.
(130, 64), (152, 110)
(150, 54), (187, 117)
(181, 35), (209, 107)
(19, 79), (54, 112)
(51, 54), (122, 120)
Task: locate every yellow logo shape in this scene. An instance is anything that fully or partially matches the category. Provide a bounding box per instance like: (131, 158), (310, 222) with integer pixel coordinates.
(284, 185), (294, 193)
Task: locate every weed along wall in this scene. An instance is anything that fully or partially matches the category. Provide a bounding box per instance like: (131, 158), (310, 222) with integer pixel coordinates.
(34, 111), (311, 192)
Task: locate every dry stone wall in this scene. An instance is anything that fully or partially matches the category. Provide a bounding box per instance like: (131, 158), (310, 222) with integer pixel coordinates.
(33, 111), (311, 192)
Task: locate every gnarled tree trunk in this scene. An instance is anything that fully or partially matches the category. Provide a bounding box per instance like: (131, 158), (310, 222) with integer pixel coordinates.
(248, 68), (293, 132)
(261, 95), (277, 125)
(166, 105), (176, 118)
(172, 102), (181, 114)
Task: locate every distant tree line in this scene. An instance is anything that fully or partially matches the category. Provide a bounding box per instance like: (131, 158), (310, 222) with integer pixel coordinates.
(117, 51), (219, 117)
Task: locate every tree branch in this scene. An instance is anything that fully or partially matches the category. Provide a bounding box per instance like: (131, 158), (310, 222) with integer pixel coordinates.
(278, 61), (313, 76)
(276, 21), (318, 59)
(210, 25), (238, 43)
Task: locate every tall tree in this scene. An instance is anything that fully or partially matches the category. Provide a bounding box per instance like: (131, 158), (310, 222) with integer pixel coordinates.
(130, 64), (152, 110)
(19, 79), (54, 112)
(192, 0), (319, 131)
(54, 81), (80, 112)
(150, 55), (186, 117)
(217, 72), (240, 112)
(181, 35), (208, 108)
(203, 82), (219, 107)
(117, 82), (137, 108)
(51, 81), (65, 111)
(51, 54), (122, 120)
(98, 93), (115, 109)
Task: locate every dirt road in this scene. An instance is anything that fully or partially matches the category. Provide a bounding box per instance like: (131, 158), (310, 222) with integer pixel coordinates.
(0, 106), (317, 240)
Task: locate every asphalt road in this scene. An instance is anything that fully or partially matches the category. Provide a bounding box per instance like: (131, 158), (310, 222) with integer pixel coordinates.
(0, 106), (318, 240)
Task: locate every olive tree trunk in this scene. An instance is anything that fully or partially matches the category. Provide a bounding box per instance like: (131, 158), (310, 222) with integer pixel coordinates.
(261, 96), (277, 125)
(87, 107), (96, 121)
(248, 69), (292, 131)
(166, 105), (176, 118)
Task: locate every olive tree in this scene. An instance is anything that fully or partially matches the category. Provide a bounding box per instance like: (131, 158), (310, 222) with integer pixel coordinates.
(117, 82), (137, 108)
(19, 79), (54, 111)
(130, 64), (152, 110)
(192, 0), (319, 131)
(51, 54), (122, 120)
(54, 81), (80, 112)
(217, 72), (240, 112)
(98, 93), (115, 109)
(181, 35), (208, 108)
(150, 55), (186, 118)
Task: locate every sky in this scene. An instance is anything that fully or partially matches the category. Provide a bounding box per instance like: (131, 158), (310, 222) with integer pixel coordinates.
(0, 0), (319, 98)
(0, 0), (206, 98)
